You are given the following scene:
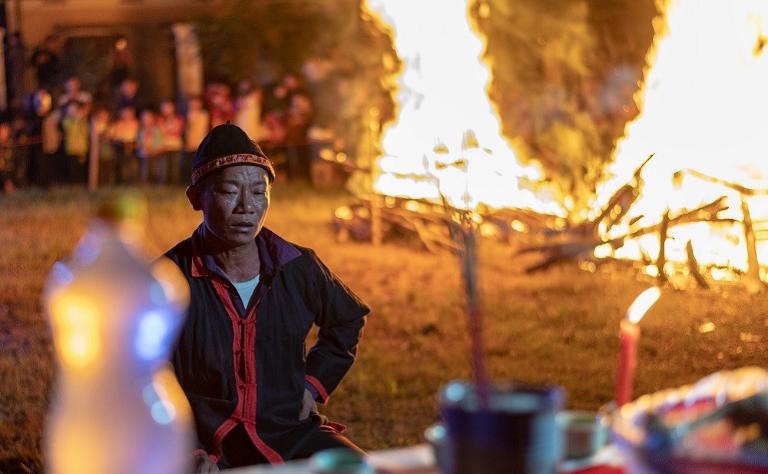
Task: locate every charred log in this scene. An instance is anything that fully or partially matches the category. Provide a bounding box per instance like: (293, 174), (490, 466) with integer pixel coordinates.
(741, 197), (765, 294)
(656, 211), (670, 285)
(517, 197), (730, 274)
(677, 169), (768, 197)
(685, 240), (709, 289)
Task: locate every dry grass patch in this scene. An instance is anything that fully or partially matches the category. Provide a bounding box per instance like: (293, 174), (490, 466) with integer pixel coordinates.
(1, 185), (767, 472)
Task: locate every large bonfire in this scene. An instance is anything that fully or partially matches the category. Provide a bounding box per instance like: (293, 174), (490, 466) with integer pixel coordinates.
(363, 0), (562, 215)
(592, 0), (768, 282)
(350, 0), (767, 287)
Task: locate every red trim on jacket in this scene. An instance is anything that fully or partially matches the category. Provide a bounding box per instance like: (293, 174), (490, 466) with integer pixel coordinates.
(210, 278), (284, 465)
(320, 421), (347, 434)
(191, 254), (207, 278)
(304, 375), (330, 403)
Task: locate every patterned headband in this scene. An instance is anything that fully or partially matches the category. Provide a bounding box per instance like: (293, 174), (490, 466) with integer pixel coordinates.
(191, 153), (276, 185)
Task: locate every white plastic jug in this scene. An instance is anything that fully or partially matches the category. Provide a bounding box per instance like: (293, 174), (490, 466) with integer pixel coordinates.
(44, 196), (193, 474)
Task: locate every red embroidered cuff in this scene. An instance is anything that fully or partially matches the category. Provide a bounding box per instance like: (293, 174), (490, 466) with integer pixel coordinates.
(304, 375), (330, 403)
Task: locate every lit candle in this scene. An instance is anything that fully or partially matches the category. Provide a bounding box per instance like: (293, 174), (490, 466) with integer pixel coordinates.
(615, 287), (661, 407)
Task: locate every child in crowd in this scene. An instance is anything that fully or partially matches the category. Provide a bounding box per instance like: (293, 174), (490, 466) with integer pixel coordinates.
(60, 100), (89, 184)
(158, 99), (184, 184)
(0, 122), (14, 192)
(42, 98), (62, 184)
(183, 96), (210, 182)
(90, 106), (113, 185)
(206, 82), (234, 127)
(285, 92), (313, 181)
(136, 108), (163, 184)
(234, 80), (262, 141)
(10, 116), (27, 185)
(109, 106), (139, 184)
(23, 88), (54, 187)
(57, 75), (92, 111)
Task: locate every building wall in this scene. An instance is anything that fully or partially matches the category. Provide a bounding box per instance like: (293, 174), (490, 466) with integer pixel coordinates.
(11, 0), (231, 47)
(10, 0), (232, 104)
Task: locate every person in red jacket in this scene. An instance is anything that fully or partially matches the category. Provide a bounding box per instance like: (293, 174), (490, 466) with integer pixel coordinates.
(163, 123), (369, 472)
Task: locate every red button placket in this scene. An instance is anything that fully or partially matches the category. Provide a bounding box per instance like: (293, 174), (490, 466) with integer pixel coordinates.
(242, 318), (258, 424)
(210, 278), (283, 464)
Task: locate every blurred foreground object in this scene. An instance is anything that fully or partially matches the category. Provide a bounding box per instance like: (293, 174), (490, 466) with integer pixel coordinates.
(615, 287), (661, 407)
(437, 380), (564, 474)
(43, 194), (193, 474)
(309, 448), (373, 474)
(612, 367), (768, 473)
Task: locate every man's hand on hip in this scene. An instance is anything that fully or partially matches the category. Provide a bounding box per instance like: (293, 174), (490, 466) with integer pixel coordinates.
(192, 453), (219, 473)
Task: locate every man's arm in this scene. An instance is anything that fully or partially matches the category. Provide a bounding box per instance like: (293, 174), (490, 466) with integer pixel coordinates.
(302, 250), (370, 403)
(305, 316), (366, 403)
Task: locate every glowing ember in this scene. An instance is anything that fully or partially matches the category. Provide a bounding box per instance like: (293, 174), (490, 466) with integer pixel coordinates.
(595, 0), (768, 277)
(364, 0), (561, 214)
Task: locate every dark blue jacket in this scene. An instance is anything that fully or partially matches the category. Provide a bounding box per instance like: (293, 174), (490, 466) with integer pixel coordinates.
(164, 226), (369, 464)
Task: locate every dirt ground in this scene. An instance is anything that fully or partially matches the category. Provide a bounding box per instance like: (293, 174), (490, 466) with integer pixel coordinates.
(1, 185), (767, 472)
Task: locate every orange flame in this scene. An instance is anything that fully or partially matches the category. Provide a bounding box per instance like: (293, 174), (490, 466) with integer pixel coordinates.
(595, 0), (768, 278)
(364, 0), (562, 215)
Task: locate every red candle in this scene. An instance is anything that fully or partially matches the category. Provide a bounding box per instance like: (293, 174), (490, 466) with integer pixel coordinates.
(616, 319), (640, 406)
(615, 287), (661, 407)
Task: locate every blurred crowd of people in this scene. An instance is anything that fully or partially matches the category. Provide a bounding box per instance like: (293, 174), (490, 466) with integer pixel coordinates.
(0, 33), (318, 192)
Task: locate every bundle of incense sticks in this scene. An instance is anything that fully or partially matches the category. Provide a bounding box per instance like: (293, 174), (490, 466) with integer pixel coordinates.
(431, 140), (490, 409)
(457, 211), (490, 409)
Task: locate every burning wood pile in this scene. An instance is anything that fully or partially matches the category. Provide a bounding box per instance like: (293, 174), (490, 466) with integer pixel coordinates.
(329, 147), (562, 253)
(331, 151), (768, 291)
(332, 0), (768, 292)
(518, 155), (768, 291)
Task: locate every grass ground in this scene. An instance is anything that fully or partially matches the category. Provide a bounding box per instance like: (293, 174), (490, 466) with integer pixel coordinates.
(1, 185), (767, 472)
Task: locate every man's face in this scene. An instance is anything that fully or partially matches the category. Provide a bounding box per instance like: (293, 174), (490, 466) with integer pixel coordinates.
(190, 165), (271, 248)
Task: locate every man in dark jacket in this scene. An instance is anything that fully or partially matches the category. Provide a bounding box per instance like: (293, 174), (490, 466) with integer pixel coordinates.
(164, 123), (369, 472)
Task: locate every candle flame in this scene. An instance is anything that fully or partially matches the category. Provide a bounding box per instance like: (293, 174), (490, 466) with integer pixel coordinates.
(626, 287), (661, 324)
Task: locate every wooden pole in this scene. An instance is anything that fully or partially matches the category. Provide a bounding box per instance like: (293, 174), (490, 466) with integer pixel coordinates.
(679, 168), (768, 197)
(685, 240), (709, 289)
(459, 213), (489, 408)
(367, 107), (382, 246)
(618, 197), (729, 242)
(656, 211), (670, 285)
(88, 118), (99, 191)
(370, 194), (382, 246)
(0, 28), (7, 113)
(741, 197), (764, 293)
